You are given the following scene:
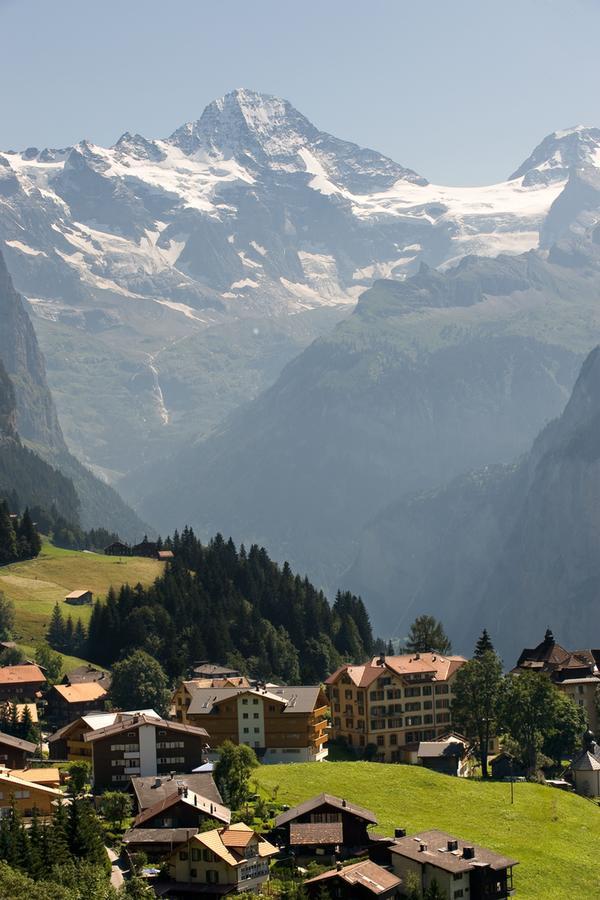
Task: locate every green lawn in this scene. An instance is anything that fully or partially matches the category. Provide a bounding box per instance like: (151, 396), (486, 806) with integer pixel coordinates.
(0, 541), (162, 670)
(256, 762), (600, 900)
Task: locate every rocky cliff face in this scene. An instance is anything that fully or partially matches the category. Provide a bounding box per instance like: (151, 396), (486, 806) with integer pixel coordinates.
(347, 343), (600, 661)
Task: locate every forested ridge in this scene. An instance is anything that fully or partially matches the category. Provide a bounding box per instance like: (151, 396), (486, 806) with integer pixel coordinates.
(85, 529), (377, 682)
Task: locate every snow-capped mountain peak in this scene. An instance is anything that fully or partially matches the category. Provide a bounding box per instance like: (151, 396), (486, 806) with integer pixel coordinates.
(509, 125), (600, 186)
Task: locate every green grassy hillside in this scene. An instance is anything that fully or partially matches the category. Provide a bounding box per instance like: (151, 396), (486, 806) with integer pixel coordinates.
(256, 762), (600, 900)
(0, 541), (162, 669)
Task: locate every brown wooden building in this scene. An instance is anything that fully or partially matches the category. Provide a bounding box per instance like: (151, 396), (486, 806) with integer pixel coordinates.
(174, 684), (328, 763)
(0, 731), (36, 768)
(0, 665), (46, 702)
(131, 771), (223, 814)
(84, 712), (209, 792)
(47, 680), (108, 728)
(48, 709), (162, 762)
(273, 793), (377, 858)
(305, 860), (402, 899)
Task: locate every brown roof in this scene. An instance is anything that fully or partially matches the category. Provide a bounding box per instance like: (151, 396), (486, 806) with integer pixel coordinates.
(0, 731), (36, 754)
(305, 860), (402, 895)
(187, 685), (326, 716)
(0, 664), (45, 686)
(53, 682), (107, 704)
(133, 789), (230, 827)
(326, 654), (466, 688)
(289, 821), (344, 845)
(391, 830), (518, 874)
(9, 767), (60, 784)
(123, 826), (196, 846)
(157, 550), (174, 560)
(326, 663), (382, 688)
(274, 793), (377, 828)
(65, 590), (92, 599)
(132, 773), (223, 811)
(84, 713), (208, 742)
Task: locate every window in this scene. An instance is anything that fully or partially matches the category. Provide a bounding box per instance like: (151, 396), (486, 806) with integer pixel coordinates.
(253, 713), (259, 719)
(369, 690), (384, 701)
(390, 734), (398, 745)
(405, 716), (422, 726)
(436, 699), (450, 709)
(191, 848), (200, 861)
(254, 727), (259, 733)
(179, 851), (188, 861)
(404, 687), (421, 698)
(127, 731), (136, 737)
(242, 698), (248, 704)
(388, 717), (402, 728)
(159, 729), (166, 736)
(14, 790), (29, 799)
(435, 684), (449, 694)
(203, 849), (213, 862)
(578, 685), (585, 695)
(454, 891), (464, 898)
(332, 688), (339, 699)
(405, 702), (421, 712)
(423, 700), (433, 710)
(190, 868), (197, 878)
(377, 735), (385, 746)
(422, 685), (432, 696)
(243, 713), (248, 719)
(243, 727), (249, 733)
(253, 699), (259, 705)
(424, 714), (433, 724)
(345, 690), (353, 700)
(345, 719), (354, 729)
(269, 705), (276, 712)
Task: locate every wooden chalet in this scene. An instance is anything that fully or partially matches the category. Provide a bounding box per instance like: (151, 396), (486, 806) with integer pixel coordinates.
(273, 793), (377, 859)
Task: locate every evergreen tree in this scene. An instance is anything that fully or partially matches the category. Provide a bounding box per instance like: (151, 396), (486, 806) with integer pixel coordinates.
(0, 592), (15, 641)
(47, 602), (65, 650)
(406, 615), (452, 655)
(452, 650), (503, 778)
(16, 508), (41, 559)
(64, 615), (74, 653)
(19, 704), (37, 745)
(0, 500), (17, 565)
(474, 628), (494, 659)
(73, 618), (86, 656)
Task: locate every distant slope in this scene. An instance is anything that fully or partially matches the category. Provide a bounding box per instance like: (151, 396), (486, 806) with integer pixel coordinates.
(0, 250), (151, 539)
(0, 540), (162, 648)
(348, 340), (600, 661)
(256, 762), (600, 900)
(140, 231), (600, 586)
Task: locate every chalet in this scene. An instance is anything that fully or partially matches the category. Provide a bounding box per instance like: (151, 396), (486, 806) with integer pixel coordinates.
(104, 541), (131, 556)
(175, 683), (328, 763)
(131, 771), (224, 813)
(131, 537), (158, 558)
(8, 767), (61, 788)
(417, 734), (472, 777)
(0, 664), (46, 702)
(192, 663), (243, 680)
(64, 589), (93, 605)
(305, 860), (402, 899)
(273, 793), (377, 859)
(124, 784), (231, 858)
(490, 752), (525, 781)
(0, 731), (36, 768)
(390, 830), (518, 900)
(83, 712), (209, 791)
(62, 664), (111, 690)
(513, 630), (600, 732)
(326, 652), (467, 762)
(166, 822), (278, 896)
(48, 709), (162, 762)
(157, 549), (174, 561)
(0, 770), (64, 817)
(46, 680), (108, 728)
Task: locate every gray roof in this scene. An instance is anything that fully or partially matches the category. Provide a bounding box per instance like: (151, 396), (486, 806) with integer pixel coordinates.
(0, 730), (36, 754)
(187, 685), (324, 716)
(84, 713), (207, 742)
(131, 773), (223, 811)
(571, 750), (600, 771)
(418, 739), (466, 759)
(274, 793), (377, 827)
(122, 827), (196, 846)
(391, 830), (518, 873)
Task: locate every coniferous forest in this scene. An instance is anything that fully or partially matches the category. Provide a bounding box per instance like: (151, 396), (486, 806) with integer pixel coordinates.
(86, 530), (377, 682)
(0, 500), (42, 565)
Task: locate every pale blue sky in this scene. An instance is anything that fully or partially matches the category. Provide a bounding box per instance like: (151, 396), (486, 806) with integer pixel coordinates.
(1, 0), (599, 185)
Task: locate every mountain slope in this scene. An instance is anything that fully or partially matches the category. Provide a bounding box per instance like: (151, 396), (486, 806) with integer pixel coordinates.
(348, 341), (600, 660)
(0, 250), (149, 538)
(140, 227), (600, 584)
(1, 93), (595, 479)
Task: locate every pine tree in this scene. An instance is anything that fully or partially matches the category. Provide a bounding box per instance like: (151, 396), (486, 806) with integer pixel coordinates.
(406, 615), (452, 655)
(16, 508), (41, 559)
(47, 602), (65, 650)
(49, 801), (71, 869)
(474, 628), (494, 658)
(64, 615), (74, 654)
(0, 500), (17, 565)
(73, 618), (86, 656)
(20, 704), (37, 744)
(8, 702), (19, 737)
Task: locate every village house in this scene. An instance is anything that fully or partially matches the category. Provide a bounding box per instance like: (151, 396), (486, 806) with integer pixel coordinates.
(48, 709), (162, 762)
(46, 680), (108, 728)
(64, 589), (93, 605)
(174, 683), (328, 763)
(62, 664), (111, 690)
(8, 767), (61, 788)
(0, 731), (36, 768)
(416, 733), (473, 777)
(272, 793), (377, 860)
(191, 663), (243, 681)
(123, 783), (231, 859)
(326, 653), (467, 762)
(165, 822), (278, 896)
(0, 770), (64, 817)
(304, 860), (402, 899)
(0, 664), (46, 702)
(104, 541), (131, 556)
(513, 630), (600, 732)
(390, 829), (518, 900)
(83, 712), (209, 792)
(131, 771), (224, 813)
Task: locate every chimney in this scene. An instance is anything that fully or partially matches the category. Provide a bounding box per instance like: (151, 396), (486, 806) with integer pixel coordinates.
(341, 799), (347, 807)
(194, 795), (197, 806)
(377, 655), (385, 667)
(394, 828), (406, 839)
(153, 777), (161, 788)
(447, 839), (458, 852)
(462, 847), (475, 860)
(419, 842), (427, 852)
(415, 652), (420, 660)
(336, 862), (343, 872)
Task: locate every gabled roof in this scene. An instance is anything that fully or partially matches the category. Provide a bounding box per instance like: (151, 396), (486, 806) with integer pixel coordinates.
(65, 590), (91, 599)
(0, 770), (64, 798)
(289, 821), (343, 845)
(64, 665), (111, 686)
(0, 730), (36, 753)
(172, 822), (277, 868)
(52, 682), (107, 704)
(84, 713), (208, 742)
(326, 654), (466, 687)
(325, 664), (381, 688)
(0, 664), (45, 685)
(133, 788), (230, 827)
(391, 830), (518, 873)
(274, 793), (377, 827)
(571, 750), (600, 771)
(132, 773), (223, 811)
(187, 685), (325, 716)
(305, 860), (402, 895)
(48, 709), (161, 744)
(9, 767), (60, 784)
(418, 738), (467, 759)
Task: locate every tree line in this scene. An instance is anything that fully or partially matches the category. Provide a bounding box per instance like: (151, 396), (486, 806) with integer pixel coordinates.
(0, 501), (41, 566)
(85, 529), (376, 682)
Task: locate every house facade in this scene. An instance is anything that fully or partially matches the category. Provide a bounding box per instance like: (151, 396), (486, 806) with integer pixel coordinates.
(167, 822), (278, 895)
(0, 732), (36, 768)
(0, 665), (46, 702)
(391, 829), (518, 900)
(326, 653), (467, 762)
(48, 709), (161, 762)
(47, 681), (108, 728)
(0, 770), (64, 817)
(84, 712), (209, 791)
(174, 684), (329, 763)
(273, 793), (377, 858)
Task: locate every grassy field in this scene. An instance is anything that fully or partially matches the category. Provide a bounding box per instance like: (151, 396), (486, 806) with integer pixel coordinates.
(256, 762), (600, 899)
(0, 541), (162, 667)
